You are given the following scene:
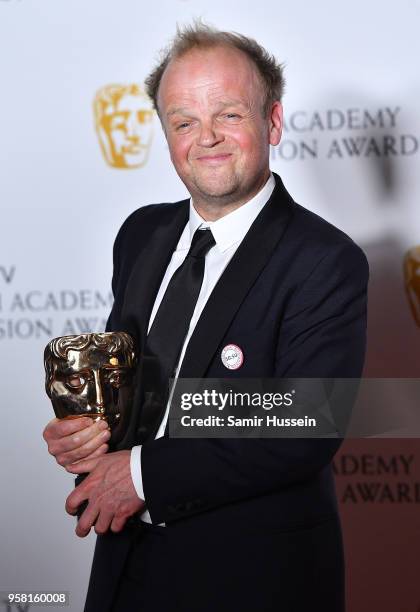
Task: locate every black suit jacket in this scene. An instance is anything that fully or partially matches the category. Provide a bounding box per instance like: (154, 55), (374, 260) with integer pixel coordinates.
(84, 173), (368, 611)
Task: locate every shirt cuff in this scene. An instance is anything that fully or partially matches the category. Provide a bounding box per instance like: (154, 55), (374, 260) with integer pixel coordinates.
(130, 445), (145, 501)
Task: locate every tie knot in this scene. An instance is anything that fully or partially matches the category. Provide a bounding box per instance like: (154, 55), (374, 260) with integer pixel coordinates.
(188, 228), (216, 259)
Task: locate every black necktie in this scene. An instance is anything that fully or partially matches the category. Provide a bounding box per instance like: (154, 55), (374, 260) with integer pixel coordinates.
(139, 228), (216, 440)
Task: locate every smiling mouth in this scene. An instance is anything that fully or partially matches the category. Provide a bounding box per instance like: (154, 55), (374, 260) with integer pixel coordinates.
(195, 154), (232, 163)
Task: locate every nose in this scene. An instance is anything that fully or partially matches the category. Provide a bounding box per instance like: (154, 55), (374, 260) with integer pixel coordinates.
(126, 114), (140, 143)
(92, 370), (104, 411)
(196, 119), (223, 148)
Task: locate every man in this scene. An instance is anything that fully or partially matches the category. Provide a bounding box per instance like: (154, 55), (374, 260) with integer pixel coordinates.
(43, 24), (368, 612)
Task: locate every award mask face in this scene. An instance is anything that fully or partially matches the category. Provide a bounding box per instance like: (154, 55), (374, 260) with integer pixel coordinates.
(44, 332), (137, 446)
(404, 246), (420, 327)
(93, 84), (154, 169)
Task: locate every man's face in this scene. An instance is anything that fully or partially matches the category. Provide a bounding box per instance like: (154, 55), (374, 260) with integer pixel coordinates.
(157, 46), (283, 209)
(100, 93), (154, 168)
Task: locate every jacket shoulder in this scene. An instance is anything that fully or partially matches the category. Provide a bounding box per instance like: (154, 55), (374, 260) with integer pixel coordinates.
(289, 201), (368, 266)
(109, 199), (189, 291)
(116, 199), (188, 244)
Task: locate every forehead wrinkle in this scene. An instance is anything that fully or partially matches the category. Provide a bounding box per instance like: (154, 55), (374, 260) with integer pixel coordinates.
(165, 85), (252, 119)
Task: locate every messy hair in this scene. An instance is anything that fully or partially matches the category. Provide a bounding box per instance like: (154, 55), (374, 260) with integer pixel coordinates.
(145, 22), (285, 117)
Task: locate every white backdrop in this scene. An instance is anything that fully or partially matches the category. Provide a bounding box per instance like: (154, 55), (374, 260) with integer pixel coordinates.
(1, 1), (419, 610)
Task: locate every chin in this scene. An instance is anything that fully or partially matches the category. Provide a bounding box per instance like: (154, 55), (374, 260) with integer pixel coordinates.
(194, 176), (240, 199)
(197, 185), (238, 201)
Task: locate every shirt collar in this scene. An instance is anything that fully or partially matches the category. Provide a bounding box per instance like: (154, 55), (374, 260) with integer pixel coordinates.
(185, 173), (275, 253)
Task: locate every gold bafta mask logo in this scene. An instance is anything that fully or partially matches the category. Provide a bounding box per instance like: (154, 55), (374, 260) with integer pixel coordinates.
(93, 83), (154, 169)
(404, 245), (420, 327)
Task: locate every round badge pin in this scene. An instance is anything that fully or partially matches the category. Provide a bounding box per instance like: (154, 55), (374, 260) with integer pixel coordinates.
(221, 344), (244, 370)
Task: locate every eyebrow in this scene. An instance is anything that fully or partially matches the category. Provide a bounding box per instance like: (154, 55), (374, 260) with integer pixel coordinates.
(166, 100), (247, 118)
(166, 107), (188, 118)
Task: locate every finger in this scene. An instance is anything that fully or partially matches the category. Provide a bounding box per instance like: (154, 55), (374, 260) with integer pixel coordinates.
(51, 422), (110, 465)
(57, 419), (108, 452)
(46, 419), (104, 458)
(65, 444), (109, 474)
(94, 509), (114, 535)
(66, 483), (90, 516)
(43, 417), (93, 442)
(56, 428), (110, 465)
(76, 503), (100, 538)
(110, 514), (129, 533)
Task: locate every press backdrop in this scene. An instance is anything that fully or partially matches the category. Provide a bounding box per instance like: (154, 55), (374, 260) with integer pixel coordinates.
(1, 1), (419, 610)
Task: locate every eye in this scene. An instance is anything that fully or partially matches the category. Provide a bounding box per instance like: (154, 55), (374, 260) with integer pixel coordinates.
(107, 370), (128, 389)
(109, 113), (128, 131)
(224, 113), (241, 120)
(66, 375), (86, 390)
(137, 110), (153, 123)
(176, 122), (191, 131)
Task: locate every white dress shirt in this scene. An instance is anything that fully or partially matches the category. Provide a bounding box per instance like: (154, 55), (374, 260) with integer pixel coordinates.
(130, 173), (275, 524)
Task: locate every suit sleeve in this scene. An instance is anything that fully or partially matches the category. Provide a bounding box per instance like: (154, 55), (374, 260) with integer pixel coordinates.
(140, 241), (369, 524)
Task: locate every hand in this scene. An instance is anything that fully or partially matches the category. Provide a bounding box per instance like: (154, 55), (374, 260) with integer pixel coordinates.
(65, 450), (145, 537)
(43, 417), (111, 472)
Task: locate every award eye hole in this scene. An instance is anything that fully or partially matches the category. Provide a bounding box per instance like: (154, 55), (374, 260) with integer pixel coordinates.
(107, 371), (127, 389)
(66, 375), (86, 389)
(138, 110), (153, 124)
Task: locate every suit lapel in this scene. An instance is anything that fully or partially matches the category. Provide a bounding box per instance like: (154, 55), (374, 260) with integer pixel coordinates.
(179, 173), (295, 378)
(118, 200), (189, 447)
(121, 200), (189, 348)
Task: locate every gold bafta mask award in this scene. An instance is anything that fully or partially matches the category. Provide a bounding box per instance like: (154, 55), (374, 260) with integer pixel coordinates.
(44, 332), (138, 447)
(93, 83), (154, 169)
(404, 246), (420, 327)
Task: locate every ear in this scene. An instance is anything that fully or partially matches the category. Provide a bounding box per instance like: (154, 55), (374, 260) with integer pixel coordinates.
(268, 101), (283, 146)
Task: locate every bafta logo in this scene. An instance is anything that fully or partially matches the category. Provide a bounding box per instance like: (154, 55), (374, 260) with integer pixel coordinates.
(93, 83), (154, 169)
(404, 245), (420, 327)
